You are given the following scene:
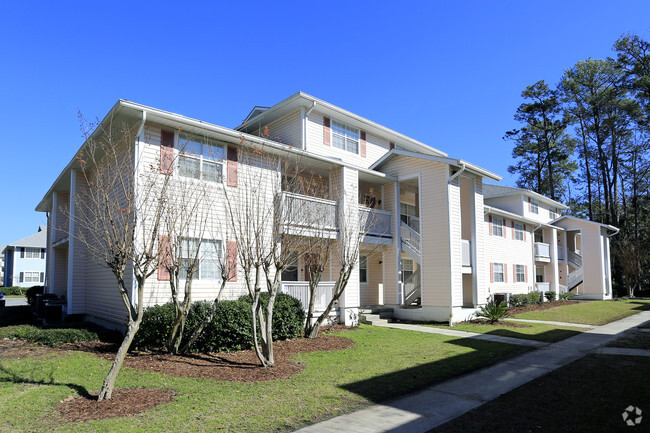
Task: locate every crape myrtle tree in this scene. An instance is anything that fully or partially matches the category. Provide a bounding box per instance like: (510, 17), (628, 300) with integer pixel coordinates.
(72, 114), (169, 400)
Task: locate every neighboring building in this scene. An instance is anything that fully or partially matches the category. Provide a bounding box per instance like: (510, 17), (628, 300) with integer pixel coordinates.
(0, 245), (5, 285)
(36, 93), (617, 326)
(3, 226), (47, 288)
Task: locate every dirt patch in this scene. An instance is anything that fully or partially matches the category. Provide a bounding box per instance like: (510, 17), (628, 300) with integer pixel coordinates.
(508, 300), (582, 315)
(59, 388), (177, 422)
(463, 319), (530, 328)
(0, 338), (58, 358)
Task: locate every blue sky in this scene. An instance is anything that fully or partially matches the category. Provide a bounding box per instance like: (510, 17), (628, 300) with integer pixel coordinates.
(1, 0), (649, 246)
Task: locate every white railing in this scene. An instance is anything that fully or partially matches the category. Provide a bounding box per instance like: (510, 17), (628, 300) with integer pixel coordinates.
(403, 268), (421, 306)
(568, 250), (583, 269)
(400, 221), (421, 253)
(568, 267), (584, 290)
(281, 281), (336, 312)
(536, 282), (551, 292)
(277, 191), (338, 232)
(359, 206), (392, 237)
(534, 242), (550, 259)
(461, 240), (471, 266)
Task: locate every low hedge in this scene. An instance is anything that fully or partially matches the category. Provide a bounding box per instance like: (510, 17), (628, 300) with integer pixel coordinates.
(0, 286), (26, 296)
(0, 325), (99, 346)
(509, 291), (543, 308)
(132, 292), (305, 353)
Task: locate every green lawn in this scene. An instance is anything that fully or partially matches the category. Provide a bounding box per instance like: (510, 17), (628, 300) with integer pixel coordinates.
(511, 298), (650, 325)
(607, 329), (650, 349)
(429, 321), (585, 342)
(433, 354), (650, 433)
(0, 325), (528, 432)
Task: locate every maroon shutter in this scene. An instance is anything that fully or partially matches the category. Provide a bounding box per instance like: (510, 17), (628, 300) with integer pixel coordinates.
(157, 235), (171, 281)
(227, 146), (238, 187)
(513, 264), (516, 282)
(528, 197), (532, 212)
(227, 241), (238, 282)
(505, 263), (508, 283)
(511, 221), (515, 239)
(323, 117), (331, 146)
(489, 215), (493, 236)
(160, 130), (174, 175)
(389, 142), (395, 150)
(490, 263), (494, 283)
(523, 224), (527, 241)
(525, 265), (528, 283)
(503, 219), (507, 238)
(360, 131), (367, 157)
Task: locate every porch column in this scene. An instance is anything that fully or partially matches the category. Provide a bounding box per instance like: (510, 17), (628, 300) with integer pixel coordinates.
(66, 169), (76, 314)
(549, 227), (559, 293)
(334, 166), (360, 326)
(47, 192), (57, 294)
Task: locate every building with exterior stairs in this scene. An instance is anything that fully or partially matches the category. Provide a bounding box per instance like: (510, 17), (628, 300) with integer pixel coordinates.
(36, 92), (618, 327)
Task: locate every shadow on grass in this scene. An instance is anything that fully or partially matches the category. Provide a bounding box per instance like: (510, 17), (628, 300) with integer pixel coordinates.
(479, 327), (583, 342)
(0, 363), (91, 398)
(340, 336), (529, 404)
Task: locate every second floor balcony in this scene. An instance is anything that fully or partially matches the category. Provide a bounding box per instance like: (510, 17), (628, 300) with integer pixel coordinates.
(535, 242), (551, 262)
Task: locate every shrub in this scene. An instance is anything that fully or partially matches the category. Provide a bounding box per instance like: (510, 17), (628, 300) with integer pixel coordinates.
(527, 291), (543, 305)
(132, 293), (305, 353)
(559, 292), (574, 301)
(0, 325), (98, 346)
(476, 301), (509, 324)
(544, 291), (557, 302)
(509, 294), (529, 308)
(25, 286), (44, 305)
(0, 286), (26, 296)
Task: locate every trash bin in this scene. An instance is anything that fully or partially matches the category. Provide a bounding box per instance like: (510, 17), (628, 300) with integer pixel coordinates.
(493, 292), (511, 306)
(44, 299), (66, 322)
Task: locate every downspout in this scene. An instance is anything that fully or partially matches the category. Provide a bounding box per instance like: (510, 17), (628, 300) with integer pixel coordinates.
(447, 163), (465, 326)
(302, 101), (317, 150)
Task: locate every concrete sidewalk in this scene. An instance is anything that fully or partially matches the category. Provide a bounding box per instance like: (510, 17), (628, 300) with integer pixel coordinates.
(294, 310), (650, 433)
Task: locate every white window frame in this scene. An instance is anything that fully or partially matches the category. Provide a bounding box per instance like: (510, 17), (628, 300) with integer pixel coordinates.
(515, 264), (526, 282)
(331, 120), (360, 154)
(402, 258), (414, 281)
(514, 222), (524, 241)
(23, 271), (41, 283)
(24, 248), (41, 259)
(530, 199), (539, 214)
(177, 132), (225, 183)
(179, 238), (223, 281)
(493, 263), (505, 283)
(492, 217), (504, 237)
(359, 255), (368, 284)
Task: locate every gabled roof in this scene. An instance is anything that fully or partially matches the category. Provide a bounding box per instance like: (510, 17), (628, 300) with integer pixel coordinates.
(369, 149), (502, 181)
(235, 92), (447, 158)
(483, 184), (569, 210)
(484, 206), (561, 229)
(8, 226), (47, 248)
(551, 215), (619, 235)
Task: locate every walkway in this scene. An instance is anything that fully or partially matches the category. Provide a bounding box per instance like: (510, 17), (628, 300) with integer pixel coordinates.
(294, 310), (650, 433)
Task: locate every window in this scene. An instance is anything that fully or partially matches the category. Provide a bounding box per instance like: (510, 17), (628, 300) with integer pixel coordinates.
(23, 272), (41, 283)
(281, 252), (299, 281)
(359, 255), (368, 283)
(493, 263), (504, 282)
(179, 238), (222, 281)
(402, 258), (414, 281)
(530, 199), (539, 214)
(400, 202), (418, 229)
(514, 222), (524, 241)
(178, 132), (225, 182)
(549, 207), (559, 219)
(492, 217), (504, 236)
(515, 264), (526, 282)
(24, 248), (42, 259)
(332, 120), (359, 153)
(535, 265), (545, 283)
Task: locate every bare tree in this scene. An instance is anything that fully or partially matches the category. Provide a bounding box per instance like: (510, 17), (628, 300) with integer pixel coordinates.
(71, 114), (168, 400)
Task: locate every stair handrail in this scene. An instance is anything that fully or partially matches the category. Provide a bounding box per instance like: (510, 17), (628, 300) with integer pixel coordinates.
(400, 221), (421, 253)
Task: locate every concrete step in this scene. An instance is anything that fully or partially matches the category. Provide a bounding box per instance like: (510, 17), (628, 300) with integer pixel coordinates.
(359, 313), (391, 326)
(359, 306), (395, 315)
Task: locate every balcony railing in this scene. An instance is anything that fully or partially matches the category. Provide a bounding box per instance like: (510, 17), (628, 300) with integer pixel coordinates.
(359, 206), (392, 237)
(534, 242), (551, 261)
(277, 191), (338, 234)
(536, 282), (551, 292)
(281, 281), (336, 312)
(461, 240), (471, 266)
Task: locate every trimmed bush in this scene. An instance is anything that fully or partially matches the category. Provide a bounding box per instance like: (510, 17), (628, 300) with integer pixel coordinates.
(509, 294), (529, 308)
(527, 291), (543, 305)
(0, 286), (26, 296)
(476, 301), (510, 324)
(0, 325), (99, 346)
(544, 291), (557, 302)
(25, 286), (44, 305)
(559, 292), (574, 301)
(132, 292), (305, 353)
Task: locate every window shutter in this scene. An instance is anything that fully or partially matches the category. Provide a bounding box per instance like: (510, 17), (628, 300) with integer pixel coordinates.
(41, 248), (46, 259)
(525, 265), (528, 283)
(160, 130), (175, 175)
(157, 235), (171, 281)
(524, 224), (527, 241)
(19, 272), (24, 283)
(511, 221), (515, 239)
(323, 117), (331, 146)
(503, 219), (507, 238)
(513, 264), (516, 282)
(227, 146), (238, 187)
(360, 131), (367, 157)
(528, 197), (531, 212)
(490, 263), (494, 283)
(504, 263), (508, 283)
(389, 141), (395, 150)
(40, 272), (44, 283)
(227, 241), (237, 282)
(20, 248), (24, 258)
(489, 215), (493, 236)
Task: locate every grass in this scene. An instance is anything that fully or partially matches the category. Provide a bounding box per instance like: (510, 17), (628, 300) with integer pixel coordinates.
(0, 325), (100, 346)
(607, 329), (650, 349)
(433, 354), (650, 432)
(511, 298), (650, 325)
(0, 325), (529, 432)
(428, 321), (585, 342)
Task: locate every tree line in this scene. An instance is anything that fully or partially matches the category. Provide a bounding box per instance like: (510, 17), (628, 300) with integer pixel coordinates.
(505, 34), (650, 297)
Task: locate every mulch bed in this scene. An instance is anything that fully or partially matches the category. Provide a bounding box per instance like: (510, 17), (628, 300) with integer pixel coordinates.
(2, 326), (356, 422)
(508, 300), (582, 315)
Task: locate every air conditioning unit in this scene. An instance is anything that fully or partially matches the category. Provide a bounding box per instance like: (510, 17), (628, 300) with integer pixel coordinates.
(493, 292), (511, 306)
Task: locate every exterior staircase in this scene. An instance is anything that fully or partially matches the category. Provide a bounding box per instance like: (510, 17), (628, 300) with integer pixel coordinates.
(359, 307), (394, 325)
(567, 250), (584, 291)
(403, 267), (422, 306)
(400, 220), (422, 306)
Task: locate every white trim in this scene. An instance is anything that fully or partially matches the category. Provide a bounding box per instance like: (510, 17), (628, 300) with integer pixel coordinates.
(67, 169), (76, 314)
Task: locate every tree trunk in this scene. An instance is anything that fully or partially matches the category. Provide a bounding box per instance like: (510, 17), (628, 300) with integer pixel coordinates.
(308, 266), (352, 339)
(98, 316), (141, 401)
(179, 281), (227, 354)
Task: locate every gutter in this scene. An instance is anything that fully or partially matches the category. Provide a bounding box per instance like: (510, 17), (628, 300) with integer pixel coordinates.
(448, 162), (466, 182)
